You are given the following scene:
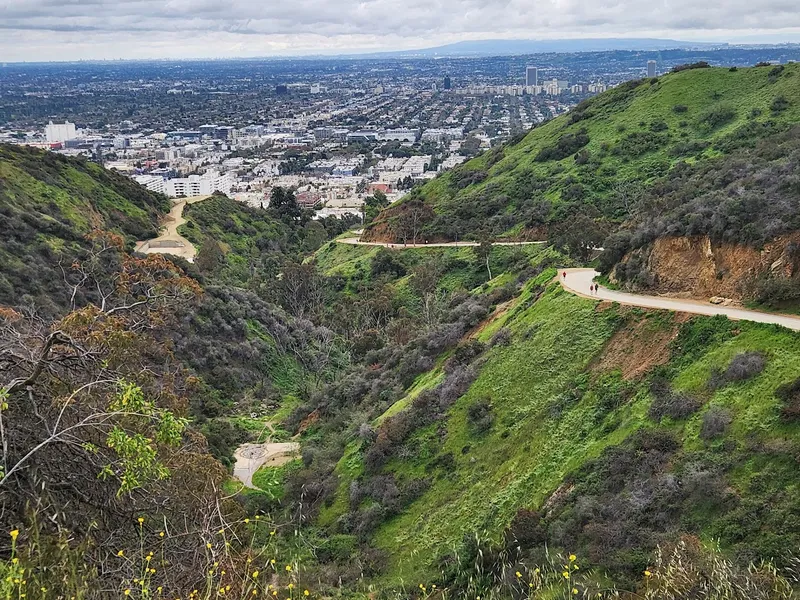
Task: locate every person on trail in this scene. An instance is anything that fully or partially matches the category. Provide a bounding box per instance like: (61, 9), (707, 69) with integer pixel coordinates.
(562, 271), (567, 279)
(589, 284), (594, 293)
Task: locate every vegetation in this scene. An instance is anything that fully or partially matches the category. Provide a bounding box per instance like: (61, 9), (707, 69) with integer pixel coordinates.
(365, 64), (800, 260)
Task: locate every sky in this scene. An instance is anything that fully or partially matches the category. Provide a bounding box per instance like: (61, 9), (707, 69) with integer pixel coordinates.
(2, 0), (800, 62)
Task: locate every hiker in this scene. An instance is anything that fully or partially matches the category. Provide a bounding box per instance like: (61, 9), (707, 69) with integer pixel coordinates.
(589, 284), (594, 293)
(562, 271), (567, 279)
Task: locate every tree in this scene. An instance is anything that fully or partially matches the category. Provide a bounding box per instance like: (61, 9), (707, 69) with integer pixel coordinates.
(269, 186), (301, 221)
(551, 214), (607, 262)
(0, 232), (236, 594)
(363, 190), (389, 225)
(194, 236), (224, 273)
(391, 199), (434, 245)
(473, 235), (494, 280)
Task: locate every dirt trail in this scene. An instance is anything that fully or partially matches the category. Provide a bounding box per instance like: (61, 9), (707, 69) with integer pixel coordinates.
(336, 237), (546, 249)
(561, 268), (800, 332)
(232, 442), (300, 489)
(135, 195), (211, 262)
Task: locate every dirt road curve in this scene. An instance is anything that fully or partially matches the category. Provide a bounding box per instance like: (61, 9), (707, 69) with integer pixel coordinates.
(562, 268), (800, 332)
(135, 195), (211, 262)
(336, 237), (547, 248)
(232, 442), (300, 489)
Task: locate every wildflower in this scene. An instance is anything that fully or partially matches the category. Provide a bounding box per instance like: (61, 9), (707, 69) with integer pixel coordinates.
(304, 591), (310, 597)
(270, 531), (276, 536)
(255, 516), (260, 520)
(270, 559), (276, 566)
(124, 591), (131, 597)
(138, 517), (145, 524)
(644, 570), (652, 577)
(569, 554), (576, 562)
(157, 587), (163, 593)
(206, 543), (212, 549)
(285, 565), (292, 572)
(288, 584), (294, 590)
(562, 572), (570, 579)
(218, 529), (225, 535)
(515, 571), (522, 578)
(252, 571), (259, 579)
(572, 588), (578, 595)
(9, 530), (19, 541)
(252, 592), (257, 596)
(159, 531), (165, 538)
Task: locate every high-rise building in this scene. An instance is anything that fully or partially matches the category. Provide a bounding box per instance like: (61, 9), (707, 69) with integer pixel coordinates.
(526, 66), (538, 87)
(647, 60), (657, 77)
(45, 121), (77, 143)
(444, 76), (452, 90)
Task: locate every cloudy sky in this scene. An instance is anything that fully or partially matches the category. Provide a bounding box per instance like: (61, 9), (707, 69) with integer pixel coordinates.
(2, 0), (800, 62)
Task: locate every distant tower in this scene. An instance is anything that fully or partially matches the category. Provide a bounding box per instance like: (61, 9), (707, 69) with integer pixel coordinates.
(526, 66), (538, 87)
(444, 75), (452, 90)
(647, 60), (657, 77)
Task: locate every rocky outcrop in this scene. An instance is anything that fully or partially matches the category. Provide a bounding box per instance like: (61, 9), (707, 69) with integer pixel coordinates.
(618, 233), (800, 301)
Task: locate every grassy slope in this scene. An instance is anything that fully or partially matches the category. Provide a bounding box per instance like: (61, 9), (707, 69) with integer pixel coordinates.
(0, 144), (168, 310)
(370, 64), (800, 239)
(313, 251), (800, 584)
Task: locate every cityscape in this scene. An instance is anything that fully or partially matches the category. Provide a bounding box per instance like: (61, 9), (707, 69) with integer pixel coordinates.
(3, 46), (798, 221)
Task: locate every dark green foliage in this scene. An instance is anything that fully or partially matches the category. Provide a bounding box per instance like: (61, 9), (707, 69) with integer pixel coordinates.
(771, 95), (791, 114)
(534, 131), (590, 162)
(613, 131), (669, 158)
(671, 61), (710, 72)
(466, 397), (494, 434)
(696, 104), (737, 132)
(371, 248), (406, 278)
(672, 104), (689, 113)
(200, 419), (249, 468)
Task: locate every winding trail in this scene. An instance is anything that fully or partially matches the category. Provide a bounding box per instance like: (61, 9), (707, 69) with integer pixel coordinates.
(562, 268), (800, 332)
(135, 195), (211, 263)
(336, 237), (547, 249)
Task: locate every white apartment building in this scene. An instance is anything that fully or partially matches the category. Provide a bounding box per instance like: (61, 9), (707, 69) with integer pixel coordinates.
(134, 171), (233, 198)
(134, 175), (167, 195)
(45, 121), (77, 143)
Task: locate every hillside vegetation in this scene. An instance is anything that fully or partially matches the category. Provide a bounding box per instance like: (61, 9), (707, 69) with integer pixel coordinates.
(366, 63), (800, 248)
(0, 144), (168, 313)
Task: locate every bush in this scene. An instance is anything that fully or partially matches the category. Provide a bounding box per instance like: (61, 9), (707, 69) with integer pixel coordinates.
(696, 105), (737, 132)
(535, 131), (590, 162)
(466, 397), (494, 434)
(671, 61), (710, 73)
(771, 95), (790, 114)
(776, 377), (800, 422)
(709, 351), (766, 389)
(700, 406), (733, 440)
(672, 104), (689, 114)
(649, 377), (702, 421)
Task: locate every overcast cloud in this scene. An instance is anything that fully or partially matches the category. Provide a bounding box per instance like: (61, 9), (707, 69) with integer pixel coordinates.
(2, 0), (800, 61)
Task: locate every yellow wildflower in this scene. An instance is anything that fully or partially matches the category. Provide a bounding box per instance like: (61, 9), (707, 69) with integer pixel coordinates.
(285, 565), (292, 572)
(9, 530), (19, 541)
(117, 550), (125, 557)
(138, 517), (145, 524)
(124, 591), (131, 597)
(252, 571), (259, 579)
(644, 570), (652, 577)
(562, 572), (570, 579)
(304, 591), (310, 597)
(572, 588), (578, 595)
(515, 571), (522, 578)
(569, 554), (576, 562)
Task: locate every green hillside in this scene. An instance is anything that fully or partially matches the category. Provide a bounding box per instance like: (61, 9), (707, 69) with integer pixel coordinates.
(366, 63), (800, 244)
(295, 245), (800, 595)
(0, 144), (168, 313)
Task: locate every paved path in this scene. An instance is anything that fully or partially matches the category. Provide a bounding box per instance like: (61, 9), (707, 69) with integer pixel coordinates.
(561, 268), (800, 332)
(232, 442), (300, 489)
(135, 195), (211, 263)
(336, 237), (547, 249)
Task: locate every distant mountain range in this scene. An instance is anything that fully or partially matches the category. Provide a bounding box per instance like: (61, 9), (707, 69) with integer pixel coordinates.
(350, 38), (724, 58)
